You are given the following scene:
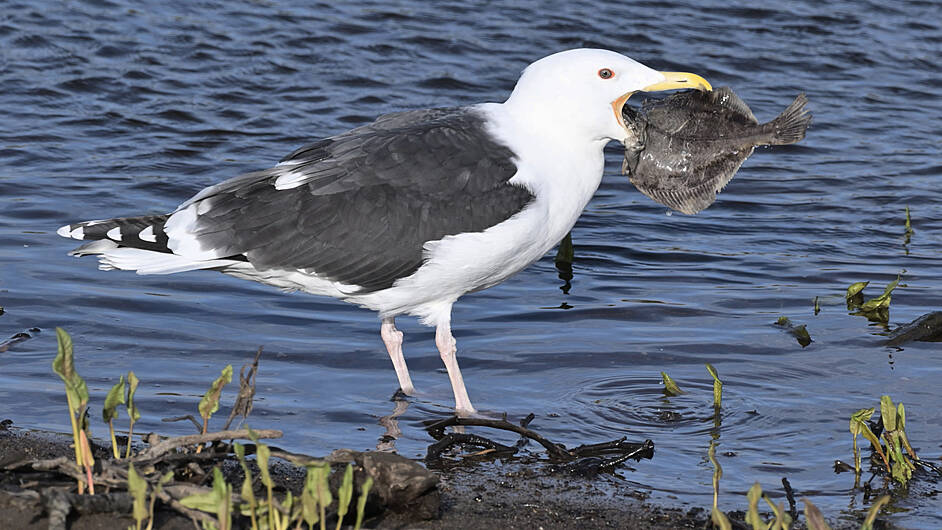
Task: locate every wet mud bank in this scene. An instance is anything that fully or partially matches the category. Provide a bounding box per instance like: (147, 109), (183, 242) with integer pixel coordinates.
(1, 421), (896, 530)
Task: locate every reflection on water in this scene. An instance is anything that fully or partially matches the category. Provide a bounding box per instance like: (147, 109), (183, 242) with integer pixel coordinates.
(1, 0), (941, 526)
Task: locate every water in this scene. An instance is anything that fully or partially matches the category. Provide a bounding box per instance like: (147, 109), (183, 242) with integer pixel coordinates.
(1, 0), (940, 526)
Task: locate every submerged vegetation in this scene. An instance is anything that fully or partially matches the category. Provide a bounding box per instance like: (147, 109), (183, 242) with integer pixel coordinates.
(846, 272), (904, 323)
(658, 368), (932, 529)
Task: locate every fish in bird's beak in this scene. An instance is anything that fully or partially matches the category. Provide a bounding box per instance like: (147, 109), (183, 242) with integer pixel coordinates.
(611, 71), (712, 139)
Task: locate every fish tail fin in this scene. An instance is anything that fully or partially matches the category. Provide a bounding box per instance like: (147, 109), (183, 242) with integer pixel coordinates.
(766, 94), (812, 145)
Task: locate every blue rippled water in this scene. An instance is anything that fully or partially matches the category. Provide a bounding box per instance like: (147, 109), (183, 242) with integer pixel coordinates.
(1, 1), (940, 526)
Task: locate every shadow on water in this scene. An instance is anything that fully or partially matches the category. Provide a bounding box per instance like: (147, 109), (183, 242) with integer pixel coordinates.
(1, 0), (941, 526)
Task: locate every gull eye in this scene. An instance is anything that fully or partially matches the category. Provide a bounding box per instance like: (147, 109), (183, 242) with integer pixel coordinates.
(598, 68), (614, 79)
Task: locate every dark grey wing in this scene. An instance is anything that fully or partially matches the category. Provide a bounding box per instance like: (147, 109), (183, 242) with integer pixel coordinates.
(175, 107), (533, 291)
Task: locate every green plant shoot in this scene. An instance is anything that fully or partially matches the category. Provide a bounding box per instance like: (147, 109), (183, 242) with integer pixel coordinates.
(103, 375), (126, 459)
(199, 364), (233, 436)
(745, 482), (762, 530)
(128, 463), (148, 530)
(849, 407), (874, 475)
(335, 463), (354, 530)
(762, 495), (792, 529)
(705, 363), (722, 410)
(660, 372), (684, 396)
(52, 327), (91, 490)
(354, 476), (373, 530)
(859, 273), (902, 312)
(233, 443), (258, 530)
(257, 440), (277, 530)
(125, 371), (141, 458)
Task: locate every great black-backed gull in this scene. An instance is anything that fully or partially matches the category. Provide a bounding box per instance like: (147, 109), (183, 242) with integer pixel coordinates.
(58, 49), (711, 416)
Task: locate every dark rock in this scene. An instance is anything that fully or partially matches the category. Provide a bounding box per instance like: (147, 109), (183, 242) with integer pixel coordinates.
(885, 311), (942, 346)
(356, 451), (440, 520)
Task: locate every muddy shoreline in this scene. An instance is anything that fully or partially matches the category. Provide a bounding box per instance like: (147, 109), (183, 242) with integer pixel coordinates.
(1, 420), (887, 529)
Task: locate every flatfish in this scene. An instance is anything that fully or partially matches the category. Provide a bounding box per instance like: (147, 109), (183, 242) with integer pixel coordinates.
(622, 87), (811, 214)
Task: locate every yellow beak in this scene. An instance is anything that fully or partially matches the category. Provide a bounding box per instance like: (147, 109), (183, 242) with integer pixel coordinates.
(642, 71), (713, 93)
(611, 71), (712, 139)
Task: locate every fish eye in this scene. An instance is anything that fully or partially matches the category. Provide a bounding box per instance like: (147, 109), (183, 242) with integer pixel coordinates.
(598, 68), (614, 79)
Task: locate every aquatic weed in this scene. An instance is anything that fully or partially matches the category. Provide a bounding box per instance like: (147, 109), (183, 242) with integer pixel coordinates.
(51, 327), (94, 493)
(102, 375), (125, 459)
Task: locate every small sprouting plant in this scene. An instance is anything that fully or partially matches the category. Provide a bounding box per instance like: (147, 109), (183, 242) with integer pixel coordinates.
(660, 371), (684, 396)
(354, 477), (373, 530)
(128, 463), (148, 530)
(335, 464), (354, 530)
(199, 364), (233, 437)
(125, 371), (141, 458)
(903, 206), (913, 249)
(180, 467), (233, 530)
(233, 443), (258, 530)
(849, 407), (877, 476)
(51, 327), (94, 493)
(846, 272), (904, 322)
(849, 396), (918, 485)
(103, 375), (125, 459)
(705, 364), (722, 410)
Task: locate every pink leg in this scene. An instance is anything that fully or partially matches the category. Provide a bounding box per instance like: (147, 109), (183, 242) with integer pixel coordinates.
(381, 318), (415, 395)
(435, 321), (476, 416)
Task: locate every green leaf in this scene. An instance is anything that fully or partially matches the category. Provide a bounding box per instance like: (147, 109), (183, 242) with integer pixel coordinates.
(336, 464), (354, 530)
(775, 316), (791, 326)
(126, 371), (141, 422)
(257, 442), (272, 489)
(857, 419), (889, 471)
(849, 408), (875, 434)
(354, 476), (373, 530)
(763, 496), (792, 530)
(802, 498), (831, 530)
(233, 443), (255, 506)
(904, 206), (913, 234)
(791, 324), (812, 347)
(880, 395), (896, 432)
(706, 363), (722, 410)
(179, 468), (230, 515)
(744, 482), (763, 530)
(860, 273), (902, 312)
(660, 372), (684, 396)
(199, 365), (233, 425)
(813, 296), (820, 315)
(301, 473), (320, 527)
(53, 327), (89, 409)
(846, 282), (869, 299)
(315, 464), (332, 515)
(861, 495), (890, 530)
(127, 463), (149, 525)
(179, 488), (220, 513)
(103, 375), (126, 423)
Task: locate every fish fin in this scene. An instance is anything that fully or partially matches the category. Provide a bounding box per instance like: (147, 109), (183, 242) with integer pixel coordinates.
(767, 94), (812, 145)
(711, 87), (757, 123)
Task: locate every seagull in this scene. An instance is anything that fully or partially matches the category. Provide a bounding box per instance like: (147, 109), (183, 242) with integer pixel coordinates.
(58, 49), (711, 416)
